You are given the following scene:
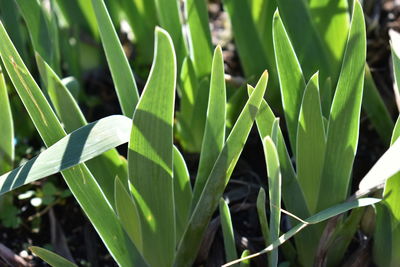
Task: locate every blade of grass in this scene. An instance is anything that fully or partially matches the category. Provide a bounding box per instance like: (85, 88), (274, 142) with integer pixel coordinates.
(174, 71), (268, 266)
(273, 10), (306, 155)
(185, 0), (213, 78)
(173, 146), (193, 242)
(223, 198), (381, 266)
(257, 188), (270, 246)
(219, 198), (238, 262)
(154, 0), (187, 69)
(192, 46), (226, 206)
(91, 0), (139, 117)
(29, 246), (77, 267)
(390, 29), (400, 110)
(128, 27), (176, 267)
(263, 136), (281, 267)
(317, 1), (366, 210)
(114, 176), (142, 253)
(297, 73), (326, 213)
(0, 66), (14, 174)
(0, 22), (145, 265)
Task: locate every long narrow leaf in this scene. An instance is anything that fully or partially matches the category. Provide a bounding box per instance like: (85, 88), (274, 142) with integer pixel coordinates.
(273, 10), (306, 154)
(0, 66), (13, 174)
(193, 46), (226, 206)
(317, 1), (366, 210)
(128, 27), (176, 267)
(30, 246), (77, 267)
(219, 199), (238, 262)
(297, 73), (326, 213)
(91, 0), (139, 117)
(0, 22), (145, 266)
(174, 71), (268, 266)
(263, 137), (281, 267)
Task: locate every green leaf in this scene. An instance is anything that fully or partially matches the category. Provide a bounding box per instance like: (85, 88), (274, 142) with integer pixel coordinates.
(193, 46), (226, 206)
(273, 10), (306, 154)
(223, 0), (268, 78)
(15, 0), (61, 74)
(373, 203), (393, 267)
(308, 0), (350, 82)
(30, 246), (77, 267)
(115, 176), (142, 253)
(118, 0), (157, 64)
(0, 115), (130, 195)
(0, 22), (145, 265)
(174, 71), (268, 266)
(275, 0), (331, 82)
(263, 137), (281, 267)
(256, 188), (270, 246)
(223, 198), (381, 266)
(317, 1), (366, 211)
(154, 0), (187, 69)
(239, 249), (251, 267)
(390, 29), (400, 109)
(173, 146), (192, 242)
(0, 66), (14, 174)
(128, 27), (176, 267)
(297, 73), (326, 213)
(35, 53), (86, 133)
(186, 0), (213, 78)
(91, 0), (139, 117)
(219, 198), (238, 262)
(392, 115), (400, 144)
(363, 64), (394, 146)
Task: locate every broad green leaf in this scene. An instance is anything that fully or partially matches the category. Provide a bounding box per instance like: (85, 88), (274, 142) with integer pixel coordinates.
(128, 27), (176, 267)
(219, 198), (238, 262)
(223, 198), (381, 266)
(193, 46), (226, 206)
(15, 0), (61, 74)
(91, 0), (139, 117)
(308, 0), (350, 81)
(30, 246), (77, 267)
(275, 0), (331, 82)
(263, 137), (281, 267)
(363, 65), (394, 145)
(115, 176), (142, 252)
(173, 146), (192, 242)
(256, 188), (270, 246)
(174, 71), (268, 267)
(317, 1), (366, 211)
(186, 0), (213, 78)
(321, 77), (332, 119)
(0, 115), (131, 195)
(0, 66), (14, 174)
(154, 0), (187, 69)
(119, 0), (157, 64)
(390, 29), (400, 107)
(0, 22), (145, 265)
(273, 10), (306, 154)
(297, 73), (326, 213)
